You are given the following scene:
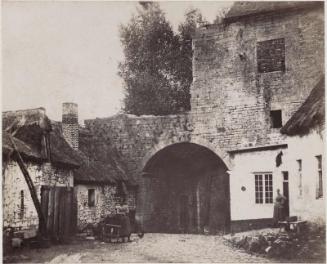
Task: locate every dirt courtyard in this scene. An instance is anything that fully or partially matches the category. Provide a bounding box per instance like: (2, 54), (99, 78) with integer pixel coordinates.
(4, 233), (323, 263)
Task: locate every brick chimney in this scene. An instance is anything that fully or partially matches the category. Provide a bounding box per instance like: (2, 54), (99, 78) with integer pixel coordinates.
(62, 102), (79, 150)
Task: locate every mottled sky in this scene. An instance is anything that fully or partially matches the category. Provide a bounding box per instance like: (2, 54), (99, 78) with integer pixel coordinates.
(2, 1), (233, 123)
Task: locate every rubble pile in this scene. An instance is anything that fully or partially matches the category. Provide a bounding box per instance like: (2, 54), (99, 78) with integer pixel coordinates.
(225, 225), (325, 261)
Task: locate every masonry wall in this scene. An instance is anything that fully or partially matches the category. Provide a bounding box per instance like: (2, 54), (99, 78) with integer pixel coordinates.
(286, 128), (325, 224)
(191, 5), (324, 150)
(85, 5), (324, 177)
(74, 184), (117, 230)
(74, 184), (137, 230)
(3, 161), (73, 233)
(83, 5), (324, 229)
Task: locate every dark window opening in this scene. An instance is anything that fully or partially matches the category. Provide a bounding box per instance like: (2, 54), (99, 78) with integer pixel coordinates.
(283, 171), (289, 181)
(88, 189), (95, 207)
(257, 38), (285, 73)
(116, 181), (127, 203)
(316, 155), (323, 199)
(297, 159), (303, 197)
(270, 110), (282, 128)
(20, 190), (24, 219)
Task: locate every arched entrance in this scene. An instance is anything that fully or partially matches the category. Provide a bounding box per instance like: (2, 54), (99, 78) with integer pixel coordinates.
(141, 142), (230, 234)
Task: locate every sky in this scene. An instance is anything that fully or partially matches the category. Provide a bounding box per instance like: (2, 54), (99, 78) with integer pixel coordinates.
(2, 1), (233, 123)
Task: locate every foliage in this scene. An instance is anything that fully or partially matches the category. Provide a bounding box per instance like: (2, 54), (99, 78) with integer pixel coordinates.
(119, 3), (205, 115)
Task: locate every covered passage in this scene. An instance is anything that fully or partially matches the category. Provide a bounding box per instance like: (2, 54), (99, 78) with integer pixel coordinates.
(140, 143), (230, 234)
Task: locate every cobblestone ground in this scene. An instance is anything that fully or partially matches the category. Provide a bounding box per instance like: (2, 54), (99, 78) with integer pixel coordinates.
(4, 233), (315, 263)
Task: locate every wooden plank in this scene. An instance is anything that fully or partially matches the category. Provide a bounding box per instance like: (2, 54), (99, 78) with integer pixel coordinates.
(65, 188), (73, 238)
(71, 188), (78, 234)
(58, 188), (66, 243)
(40, 186), (49, 227)
(47, 188), (55, 238)
(53, 187), (61, 241)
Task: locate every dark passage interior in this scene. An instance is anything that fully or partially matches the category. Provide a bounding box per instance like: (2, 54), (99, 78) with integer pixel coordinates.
(141, 143), (230, 234)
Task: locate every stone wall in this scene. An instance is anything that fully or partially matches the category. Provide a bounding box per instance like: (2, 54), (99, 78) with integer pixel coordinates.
(82, 5), (324, 230)
(84, 5), (324, 178)
(3, 161), (73, 230)
(74, 184), (137, 230)
(191, 5), (324, 150)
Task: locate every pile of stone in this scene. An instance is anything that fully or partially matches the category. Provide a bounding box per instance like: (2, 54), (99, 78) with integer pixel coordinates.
(224, 226), (325, 260)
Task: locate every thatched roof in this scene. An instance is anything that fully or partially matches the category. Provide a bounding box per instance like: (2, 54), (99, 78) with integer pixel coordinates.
(281, 77), (325, 136)
(49, 122), (80, 168)
(2, 108), (79, 168)
(3, 107), (135, 185)
(74, 127), (135, 185)
(3, 132), (42, 162)
(225, 1), (323, 22)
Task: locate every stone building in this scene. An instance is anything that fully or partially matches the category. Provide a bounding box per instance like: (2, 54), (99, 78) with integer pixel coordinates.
(81, 1), (324, 234)
(2, 108), (79, 240)
(59, 103), (137, 231)
(2, 105), (136, 238)
(281, 76), (325, 224)
(3, 1), (324, 236)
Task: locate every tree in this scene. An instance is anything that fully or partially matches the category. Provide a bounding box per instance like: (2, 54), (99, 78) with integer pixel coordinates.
(119, 2), (181, 115)
(119, 3), (206, 115)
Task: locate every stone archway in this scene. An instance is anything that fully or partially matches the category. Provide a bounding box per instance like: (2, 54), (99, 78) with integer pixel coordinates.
(139, 142), (230, 234)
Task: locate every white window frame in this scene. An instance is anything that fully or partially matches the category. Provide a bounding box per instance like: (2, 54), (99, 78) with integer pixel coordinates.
(254, 172), (273, 204)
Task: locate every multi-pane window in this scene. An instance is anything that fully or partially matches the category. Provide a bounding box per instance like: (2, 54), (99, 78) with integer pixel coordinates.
(255, 173), (273, 204)
(255, 174), (263, 203)
(88, 189), (95, 207)
(316, 155), (323, 199)
(297, 159), (303, 197)
(265, 174), (273, 203)
(257, 38), (286, 73)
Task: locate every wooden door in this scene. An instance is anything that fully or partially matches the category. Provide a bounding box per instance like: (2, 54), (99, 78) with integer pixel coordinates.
(41, 186), (74, 243)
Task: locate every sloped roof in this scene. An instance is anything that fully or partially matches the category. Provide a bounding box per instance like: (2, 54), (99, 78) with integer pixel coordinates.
(3, 132), (42, 161)
(74, 127), (135, 185)
(225, 1), (323, 21)
(49, 122), (80, 168)
(2, 108), (79, 168)
(281, 77), (325, 136)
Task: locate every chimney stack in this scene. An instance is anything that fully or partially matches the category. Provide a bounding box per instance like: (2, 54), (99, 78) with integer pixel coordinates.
(62, 102), (79, 150)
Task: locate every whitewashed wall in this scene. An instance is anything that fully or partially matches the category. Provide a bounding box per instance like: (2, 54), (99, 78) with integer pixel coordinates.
(230, 148), (288, 221)
(286, 129), (325, 224)
(3, 161), (74, 230)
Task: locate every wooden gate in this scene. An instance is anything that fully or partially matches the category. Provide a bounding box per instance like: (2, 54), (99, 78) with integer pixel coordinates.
(41, 186), (75, 243)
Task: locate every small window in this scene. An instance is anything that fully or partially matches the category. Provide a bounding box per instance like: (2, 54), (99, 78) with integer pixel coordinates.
(257, 38), (285, 73)
(116, 181), (127, 203)
(88, 189), (95, 207)
(316, 155), (323, 199)
(270, 110), (282, 128)
(282, 171), (289, 181)
(255, 173), (273, 204)
(297, 159), (303, 197)
(20, 190), (24, 219)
